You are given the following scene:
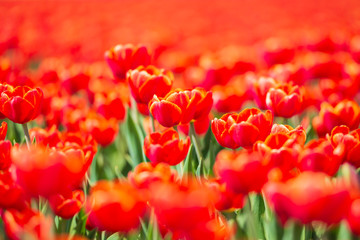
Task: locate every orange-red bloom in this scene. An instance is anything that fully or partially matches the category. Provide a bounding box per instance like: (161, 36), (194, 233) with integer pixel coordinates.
(93, 91), (126, 121)
(11, 146), (89, 198)
(264, 172), (351, 225)
(0, 86), (43, 124)
(211, 108), (273, 149)
(298, 138), (340, 176)
(144, 129), (190, 166)
(262, 38), (295, 66)
(105, 44), (151, 80)
(214, 149), (270, 194)
(0, 140), (12, 170)
(2, 208), (53, 240)
(86, 180), (147, 233)
(148, 178), (224, 239)
(81, 113), (119, 147)
(149, 88), (213, 127)
(211, 78), (248, 113)
(49, 189), (85, 219)
(347, 199), (360, 236)
(313, 100), (360, 137)
(0, 170), (27, 210)
(252, 76), (277, 109)
(0, 121), (7, 139)
(128, 162), (177, 189)
(329, 125), (360, 168)
(265, 83), (303, 118)
(254, 124), (305, 181)
(206, 178), (245, 211)
(0, 84), (13, 119)
(127, 65), (173, 105)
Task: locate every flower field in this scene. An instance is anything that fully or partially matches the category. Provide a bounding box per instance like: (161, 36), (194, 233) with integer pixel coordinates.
(2, 0), (360, 239)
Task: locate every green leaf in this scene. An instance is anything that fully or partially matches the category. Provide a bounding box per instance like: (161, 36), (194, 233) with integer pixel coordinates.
(282, 220), (303, 240)
(120, 111), (145, 167)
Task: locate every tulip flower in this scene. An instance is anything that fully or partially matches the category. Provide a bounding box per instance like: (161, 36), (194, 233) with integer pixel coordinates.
(298, 138), (340, 176)
(262, 38), (296, 66)
(177, 115), (210, 136)
(127, 65), (173, 105)
(149, 87), (213, 127)
(211, 78), (248, 113)
(254, 125), (306, 181)
(128, 162), (177, 189)
(11, 146), (89, 198)
(0, 84), (13, 119)
(148, 178), (223, 238)
(93, 91), (126, 121)
(0, 121), (7, 139)
(264, 172), (351, 225)
(313, 100), (360, 137)
(105, 44), (151, 80)
(2, 208), (53, 240)
(206, 178), (245, 211)
(144, 129), (190, 166)
(86, 180), (147, 233)
(0, 140), (12, 170)
(252, 77), (277, 109)
(347, 199), (360, 236)
(211, 108), (273, 149)
(0, 86), (43, 124)
(265, 82), (303, 118)
(80, 113), (119, 147)
(49, 189), (85, 219)
(0, 170), (27, 210)
(214, 149), (270, 194)
(328, 125), (360, 168)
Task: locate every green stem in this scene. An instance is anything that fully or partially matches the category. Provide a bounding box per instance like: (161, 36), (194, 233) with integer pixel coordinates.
(22, 123), (31, 149)
(189, 122), (203, 175)
(150, 114), (156, 133)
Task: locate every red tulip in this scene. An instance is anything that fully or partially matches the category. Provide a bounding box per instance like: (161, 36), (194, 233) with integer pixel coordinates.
(0, 121), (7, 139)
(264, 172), (351, 225)
(328, 125), (360, 168)
(127, 65), (173, 105)
(262, 38), (295, 66)
(254, 125), (305, 181)
(0, 84), (13, 119)
(148, 178), (221, 238)
(128, 162), (177, 189)
(49, 189), (85, 219)
(299, 138), (340, 176)
(144, 129), (190, 166)
(0, 140), (12, 170)
(265, 83), (303, 118)
(149, 87), (213, 127)
(178, 115), (210, 136)
(2, 208), (53, 240)
(86, 180), (147, 233)
(214, 149), (270, 194)
(93, 92), (126, 121)
(105, 44), (151, 80)
(81, 113), (119, 147)
(211, 79), (248, 113)
(0, 86), (43, 124)
(11, 146), (89, 198)
(252, 77), (277, 109)
(347, 199), (360, 236)
(206, 178), (245, 211)
(313, 100), (360, 137)
(0, 170), (27, 210)
(211, 108), (273, 149)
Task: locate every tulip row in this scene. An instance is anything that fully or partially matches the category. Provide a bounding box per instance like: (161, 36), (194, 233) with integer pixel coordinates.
(1, 32), (360, 240)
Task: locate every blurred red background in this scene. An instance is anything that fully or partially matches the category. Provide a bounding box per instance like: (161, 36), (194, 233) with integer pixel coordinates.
(1, 0), (360, 62)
